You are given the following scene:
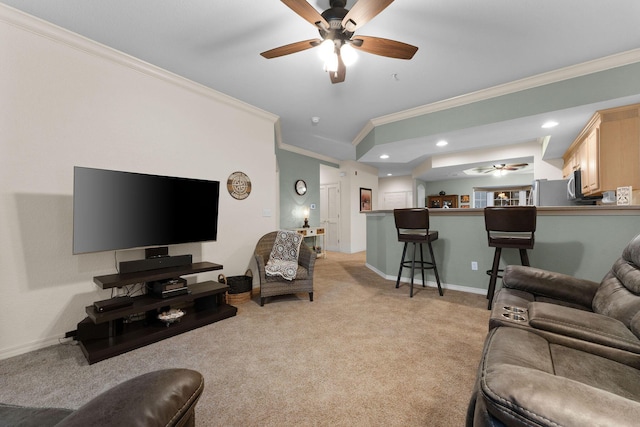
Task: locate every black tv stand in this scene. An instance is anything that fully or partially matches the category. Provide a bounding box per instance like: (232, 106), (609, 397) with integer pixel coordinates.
(78, 262), (237, 364)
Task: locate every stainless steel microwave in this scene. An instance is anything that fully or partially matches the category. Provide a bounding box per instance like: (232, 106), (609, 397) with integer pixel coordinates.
(567, 170), (601, 203)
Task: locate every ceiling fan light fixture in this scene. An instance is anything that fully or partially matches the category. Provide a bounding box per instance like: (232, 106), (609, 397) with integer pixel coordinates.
(324, 52), (339, 72)
(318, 39), (335, 62)
(340, 43), (358, 66)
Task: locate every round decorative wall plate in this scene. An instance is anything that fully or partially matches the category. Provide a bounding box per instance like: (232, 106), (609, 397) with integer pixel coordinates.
(227, 171), (251, 200)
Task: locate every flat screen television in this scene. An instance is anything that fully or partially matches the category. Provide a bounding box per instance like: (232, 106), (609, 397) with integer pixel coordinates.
(73, 166), (220, 254)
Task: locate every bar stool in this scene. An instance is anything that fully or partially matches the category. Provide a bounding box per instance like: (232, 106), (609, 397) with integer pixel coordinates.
(394, 208), (443, 298)
(484, 206), (537, 309)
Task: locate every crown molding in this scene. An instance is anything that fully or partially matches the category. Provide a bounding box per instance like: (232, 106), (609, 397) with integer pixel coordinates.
(278, 141), (342, 164)
(273, 119), (341, 164)
(0, 3), (278, 123)
(351, 121), (375, 147)
(353, 48), (640, 146)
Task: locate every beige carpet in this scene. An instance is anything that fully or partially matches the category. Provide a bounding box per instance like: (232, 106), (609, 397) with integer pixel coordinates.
(0, 251), (490, 426)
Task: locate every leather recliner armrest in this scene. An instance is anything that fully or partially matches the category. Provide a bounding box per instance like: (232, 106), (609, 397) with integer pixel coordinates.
(503, 265), (600, 309)
(528, 302), (640, 354)
(57, 369), (204, 427)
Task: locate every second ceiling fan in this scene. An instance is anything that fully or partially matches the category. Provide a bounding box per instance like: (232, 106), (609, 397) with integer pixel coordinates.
(260, 0), (418, 83)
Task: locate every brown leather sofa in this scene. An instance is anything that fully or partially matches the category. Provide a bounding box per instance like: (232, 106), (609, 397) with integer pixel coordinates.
(0, 368), (204, 427)
(468, 234), (640, 426)
(468, 327), (640, 426)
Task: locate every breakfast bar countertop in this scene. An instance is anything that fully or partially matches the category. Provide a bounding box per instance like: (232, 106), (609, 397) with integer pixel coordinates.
(364, 205), (640, 216)
(364, 206), (640, 296)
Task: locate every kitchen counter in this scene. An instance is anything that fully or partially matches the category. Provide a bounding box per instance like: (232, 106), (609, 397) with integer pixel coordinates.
(365, 205), (640, 216)
(365, 206), (640, 296)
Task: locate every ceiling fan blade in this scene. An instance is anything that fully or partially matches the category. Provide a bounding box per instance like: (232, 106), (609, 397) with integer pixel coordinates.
(342, 0), (394, 32)
(330, 54), (346, 84)
(281, 0), (330, 30)
(351, 35), (418, 59)
(260, 39), (322, 59)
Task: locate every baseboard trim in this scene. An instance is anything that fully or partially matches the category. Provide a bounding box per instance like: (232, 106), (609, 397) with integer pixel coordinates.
(365, 263), (487, 295)
(0, 335), (65, 361)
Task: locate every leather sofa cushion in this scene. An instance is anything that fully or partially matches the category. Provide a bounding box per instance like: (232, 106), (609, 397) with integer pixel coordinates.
(528, 302), (640, 353)
(0, 404), (71, 427)
(480, 327), (640, 426)
(593, 265), (640, 335)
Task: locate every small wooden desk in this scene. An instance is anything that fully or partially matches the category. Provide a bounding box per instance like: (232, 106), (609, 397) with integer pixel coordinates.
(293, 227), (326, 258)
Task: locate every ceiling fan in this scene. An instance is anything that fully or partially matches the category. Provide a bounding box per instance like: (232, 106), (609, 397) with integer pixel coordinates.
(260, 0), (418, 83)
(471, 163), (530, 175)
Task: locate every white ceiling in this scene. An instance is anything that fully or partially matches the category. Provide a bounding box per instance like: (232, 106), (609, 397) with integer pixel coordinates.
(5, 0), (640, 180)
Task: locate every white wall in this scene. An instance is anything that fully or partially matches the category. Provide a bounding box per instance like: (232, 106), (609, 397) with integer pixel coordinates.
(0, 6), (278, 358)
(378, 176), (414, 208)
(339, 161), (378, 253)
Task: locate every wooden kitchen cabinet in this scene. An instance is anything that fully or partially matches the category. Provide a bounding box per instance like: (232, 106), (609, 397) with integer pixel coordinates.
(428, 195), (458, 208)
(584, 126), (599, 193)
(599, 105), (640, 194)
(563, 103), (640, 195)
(562, 150), (578, 178)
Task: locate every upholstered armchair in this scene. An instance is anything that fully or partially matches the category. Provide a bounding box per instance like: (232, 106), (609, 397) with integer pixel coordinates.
(0, 369), (203, 427)
(254, 231), (316, 306)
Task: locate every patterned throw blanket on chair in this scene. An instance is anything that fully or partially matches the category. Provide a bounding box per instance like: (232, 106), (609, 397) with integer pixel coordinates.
(265, 230), (303, 281)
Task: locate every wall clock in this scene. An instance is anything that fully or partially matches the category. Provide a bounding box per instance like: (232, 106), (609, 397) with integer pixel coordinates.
(295, 179), (307, 195)
(227, 171), (251, 200)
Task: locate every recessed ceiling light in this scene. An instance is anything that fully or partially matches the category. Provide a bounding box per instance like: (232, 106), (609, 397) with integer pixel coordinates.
(387, 173), (393, 176)
(380, 154), (389, 159)
(541, 121), (558, 129)
(436, 140), (448, 147)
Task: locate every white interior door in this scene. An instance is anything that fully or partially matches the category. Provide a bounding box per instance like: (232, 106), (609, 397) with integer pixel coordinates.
(320, 183), (340, 252)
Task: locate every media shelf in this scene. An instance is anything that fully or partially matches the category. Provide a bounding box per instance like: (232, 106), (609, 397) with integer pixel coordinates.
(79, 262), (237, 364)
(93, 261), (223, 289)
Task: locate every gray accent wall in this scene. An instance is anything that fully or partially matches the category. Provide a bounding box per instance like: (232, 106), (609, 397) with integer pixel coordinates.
(367, 210), (640, 293)
(277, 150), (321, 230)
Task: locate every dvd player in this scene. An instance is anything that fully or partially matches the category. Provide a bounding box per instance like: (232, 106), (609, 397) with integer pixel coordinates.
(155, 287), (190, 298)
(147, 278), (189, 298)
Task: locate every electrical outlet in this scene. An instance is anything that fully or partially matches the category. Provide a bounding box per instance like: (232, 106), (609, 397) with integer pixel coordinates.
(471, 261), (478, 271)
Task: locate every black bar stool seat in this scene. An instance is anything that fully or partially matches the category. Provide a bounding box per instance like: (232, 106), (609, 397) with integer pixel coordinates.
(484, 206), (536, 309)
(393, 208), (443, 298)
